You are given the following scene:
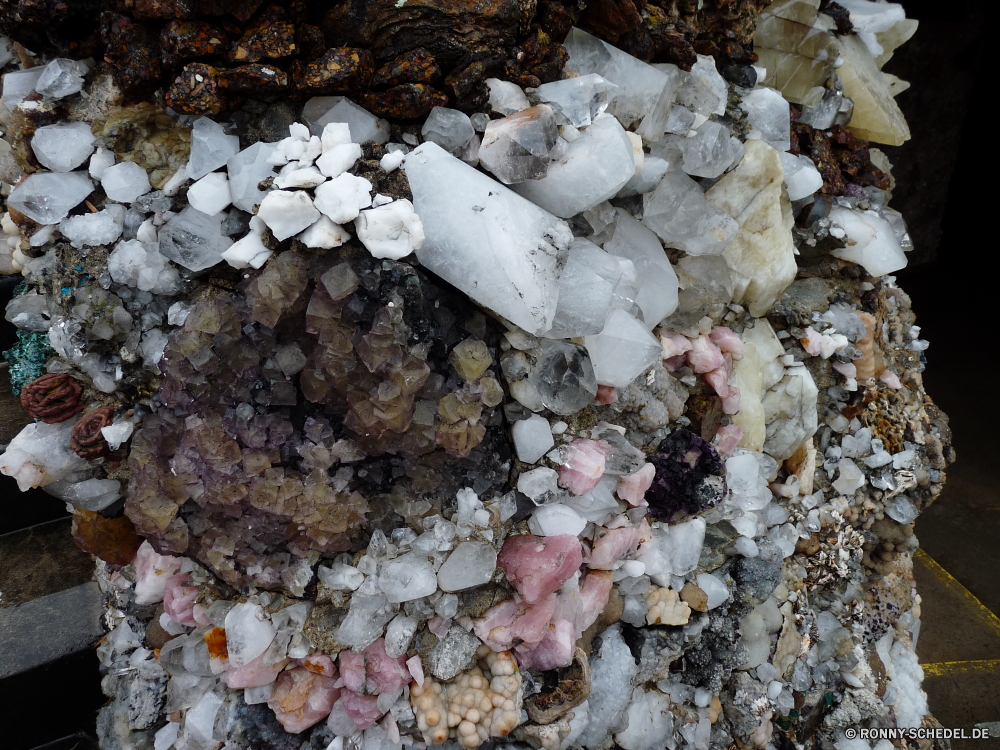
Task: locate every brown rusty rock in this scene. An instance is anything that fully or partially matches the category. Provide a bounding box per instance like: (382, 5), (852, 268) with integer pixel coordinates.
(223, 63), (290, 95)
(537, 1), (574, 43)
(20, 373), (83, 424)
(299, 46), (374, 94)
(165, 62), (227, 114)
(296, 23), (327, 62)
(507, 28), (568, 88)
(361, 83), (448, 121)
(524, 647), (592, 724)
(320, 0), (528, 70)
(371, 48), (441, 89)
(102, 12), (163, 101)
(144, 605), (174, 649)
(159, 20), (230, 68)
(580, 0), (644, 42)
(125, 0), (262, 21)
(70, 405), (115, 460)
(71, 510), (144, 567)
(229, 20), (297, 63)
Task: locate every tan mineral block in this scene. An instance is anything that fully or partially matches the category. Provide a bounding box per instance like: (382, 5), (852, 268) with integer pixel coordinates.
(839, 34), (911, 146)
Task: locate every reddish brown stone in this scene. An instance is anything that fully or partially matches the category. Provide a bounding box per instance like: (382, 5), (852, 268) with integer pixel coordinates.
(71, 510), (144, 567)
(506, 28), (568, 88)
(229, 20), (297, 63)
(361, 83), (448, 120)
(165, 62), (227, 115)
(537, 1), (574, 43)
(580, 0), (643, 42)
(160, 20), (229, 68)
(20, 373), (83, 424)
(125, 0), (262, 21)
(205, 627), (229, 659)
(102, 12), (163, 101)
(70, 405), (115, 461)
(371, 48), (441, 89)
(299, 46), (374, 94)
(296, 23), (327, 62)
(223, 63), (290, 94)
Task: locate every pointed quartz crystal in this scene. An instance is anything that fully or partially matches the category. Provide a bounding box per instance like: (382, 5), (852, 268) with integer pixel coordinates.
(404, 142), (571, 334)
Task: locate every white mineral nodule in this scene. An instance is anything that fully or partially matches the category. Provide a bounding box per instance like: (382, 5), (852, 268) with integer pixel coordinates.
(31, 121), (95, 172)
(101, 161), (151, 203)
(187, 117), (241, 180)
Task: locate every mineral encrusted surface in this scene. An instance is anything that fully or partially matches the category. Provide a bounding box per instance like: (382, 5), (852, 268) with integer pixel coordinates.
(0, 3), (953, 750)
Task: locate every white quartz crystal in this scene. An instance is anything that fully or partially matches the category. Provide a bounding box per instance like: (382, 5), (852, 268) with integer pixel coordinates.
(0, 420), (90, 491)
(354, 199), (424, 260)
(227, 141), (278, 212)
(186, 171), (232, 216)
(404, 142), (572, 334)
(642, 170), (737, 256)
(479, 105), (559, 184)
(828, 206), (907, 276)
(604, 210), (678, 329)
(257, 190), (321, 241)
(584, 309), (662, 388)
(302, 96), (390, 143)
(436, 542), (498, 592)
(313, 172), (373, 224)
(274, 165), (326, 189)
(31, 121), (95, 172)
(530, 74), (615, 128)
(697, 573), (730, 609)
(511, 115), (636, 218)
(221, 232), (272, 269)
(59, 205), (125, 248)
(762, 366), (819, 461)
(564, 27), (681, 142)
(187, 117), (240, 180)
(545, 238), (619, 337)
(108, 239), (182, 294)
(157, 206), (234, 272)
(101, 161), (151, 203)
(740, 87), (792, 153)
(618, 154), (671, 198)
(676, 120), (738, 178)
(89, 148), (115, 181)
(529, 503), (587, 537)
(676, 55), (728, 117)
(512, 414), (554, 463)
(486, 78), (531, 115)
(379, 554), (438, 602)
(780, 152), (824, 201)
(35, 58), (89, 99)
(299, 215), (350, 249)
(2, 68), (44, 111)
(7, 172), (94, 224)
(421, 107), (475, 154)
(225, 603), (276, 667)
(316, 142), (363, 178)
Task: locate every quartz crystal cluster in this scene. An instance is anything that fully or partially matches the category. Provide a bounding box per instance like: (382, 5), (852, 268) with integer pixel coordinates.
(0, 3), (952, 750)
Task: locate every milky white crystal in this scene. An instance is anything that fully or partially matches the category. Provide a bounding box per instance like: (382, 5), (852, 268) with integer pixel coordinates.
(187, 117), (240, 180)
(257, 190), (321, 241)
(354, 199), (424, 260)
(302, 96), (390, 143)
(404, 141), (571, 334)
(101, 161), (151, 203)
(584, 309), (662, 388)
(511, 115), (636, 218)
(7, 172), (94, 224)
(31, 121), (95, 172)
(187, 171), (233, 216)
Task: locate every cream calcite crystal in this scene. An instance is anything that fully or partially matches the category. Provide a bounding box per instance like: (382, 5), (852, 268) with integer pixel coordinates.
(729, 340), (766, 451)
(838, 33), (910, 146)
(762, 365), (819, 462)
(705, 140), (796, 318)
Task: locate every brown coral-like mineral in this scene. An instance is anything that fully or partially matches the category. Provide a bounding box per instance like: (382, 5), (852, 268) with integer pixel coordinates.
(70, 405), (116, 460)
(20, 373), (84, 424)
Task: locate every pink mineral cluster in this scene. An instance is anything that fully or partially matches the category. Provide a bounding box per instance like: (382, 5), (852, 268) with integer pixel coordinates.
(660, 326), (743, 415)
(557, 438), (610, 495)
(497, 533), (583, 603)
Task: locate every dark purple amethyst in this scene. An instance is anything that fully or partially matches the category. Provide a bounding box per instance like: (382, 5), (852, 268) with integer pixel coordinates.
(645, 429), (727, 523)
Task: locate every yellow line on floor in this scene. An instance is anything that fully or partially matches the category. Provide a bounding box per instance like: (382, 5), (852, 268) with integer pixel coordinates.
(920, 659), (1000, 677)
(914, 548), (1000, 638)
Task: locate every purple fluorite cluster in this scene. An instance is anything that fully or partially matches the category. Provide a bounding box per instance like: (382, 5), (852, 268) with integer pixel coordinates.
(126, 248), (510, 592)
(645, 429), (727, 523)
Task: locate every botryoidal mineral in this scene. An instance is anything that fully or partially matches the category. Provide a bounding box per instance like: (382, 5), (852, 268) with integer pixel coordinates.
(0, 4), (950, 750)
